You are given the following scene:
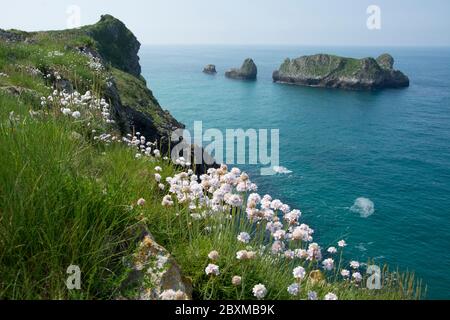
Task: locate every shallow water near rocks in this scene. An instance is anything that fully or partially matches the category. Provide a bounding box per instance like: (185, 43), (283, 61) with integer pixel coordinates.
(140, 45), (450, 299)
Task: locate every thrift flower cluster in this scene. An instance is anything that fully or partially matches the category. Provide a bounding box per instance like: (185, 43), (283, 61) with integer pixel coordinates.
(41, 89), (114, 124)
(153, 162), (365, 299)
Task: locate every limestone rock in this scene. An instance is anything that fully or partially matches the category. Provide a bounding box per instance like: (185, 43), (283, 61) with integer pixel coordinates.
(118, 231), (192, 300)
(203, 64), (217, 74)
(225, 58), (257, 80)
(272, 53), (409, 90)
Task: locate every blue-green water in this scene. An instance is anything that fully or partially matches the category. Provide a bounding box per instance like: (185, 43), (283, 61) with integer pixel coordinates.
(140, 45), (450, 299)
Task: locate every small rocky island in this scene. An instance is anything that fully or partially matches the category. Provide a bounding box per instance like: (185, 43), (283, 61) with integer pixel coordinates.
(203, 64), (217, 74)
(225, 58), (257, 80)
(272, 53), (409, 90)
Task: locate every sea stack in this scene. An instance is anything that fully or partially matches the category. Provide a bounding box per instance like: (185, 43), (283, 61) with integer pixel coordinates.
(225, 58), (257, 80)
(203, 64), (217, 74)
(272, 53), (409, 90)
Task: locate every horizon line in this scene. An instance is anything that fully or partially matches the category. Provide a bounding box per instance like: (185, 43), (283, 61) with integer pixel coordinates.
(140, 43), (450, 48)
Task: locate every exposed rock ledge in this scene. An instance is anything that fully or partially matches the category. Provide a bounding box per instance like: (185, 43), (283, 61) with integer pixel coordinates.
(225, 58), (257, 80)
(118, 228), (193, 300)
(272, 53), (409, 90)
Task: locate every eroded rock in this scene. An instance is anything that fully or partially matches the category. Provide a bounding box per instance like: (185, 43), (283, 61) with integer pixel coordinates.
(119, 231), (192, 300)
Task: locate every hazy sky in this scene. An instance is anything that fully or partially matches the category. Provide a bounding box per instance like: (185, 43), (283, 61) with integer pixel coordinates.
(1, 0), (449, 46)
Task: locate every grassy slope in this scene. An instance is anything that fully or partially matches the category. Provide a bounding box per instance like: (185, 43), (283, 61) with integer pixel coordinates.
(0, 25), (423, 300)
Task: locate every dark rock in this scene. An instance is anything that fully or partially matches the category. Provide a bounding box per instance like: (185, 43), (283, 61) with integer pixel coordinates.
(203, 64), (217, 74)
(83, 15), (142, 77)
(225, 58), (257, 80)
(55, 78), (74, 93)
(272, 53), (409, 90)
(0, 29), (26, 42)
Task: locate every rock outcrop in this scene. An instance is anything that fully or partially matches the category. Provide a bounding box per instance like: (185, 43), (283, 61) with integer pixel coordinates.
(272, 53), (409, 90)
(203, 64), (217, 74)
(225, 58), (257, 80)
(77, 15), (184, 149)
(0, 29), (27, 42)
(119, 229), (192, 300)
(83, 14), (142, 77)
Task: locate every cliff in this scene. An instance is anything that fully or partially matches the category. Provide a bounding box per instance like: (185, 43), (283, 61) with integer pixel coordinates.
(0, 14), (183, 148)
(272, 53), (409, 90)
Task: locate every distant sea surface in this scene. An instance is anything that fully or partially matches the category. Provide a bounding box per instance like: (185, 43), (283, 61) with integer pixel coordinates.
(140, 45), (450, 299)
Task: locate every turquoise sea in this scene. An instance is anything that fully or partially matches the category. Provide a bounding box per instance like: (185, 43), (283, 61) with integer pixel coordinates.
(140, 45), (450, 299)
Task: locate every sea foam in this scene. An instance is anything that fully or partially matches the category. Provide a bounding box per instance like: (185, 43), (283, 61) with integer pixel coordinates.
(272, 166), (292, 174)
(350, 197), (375, 218)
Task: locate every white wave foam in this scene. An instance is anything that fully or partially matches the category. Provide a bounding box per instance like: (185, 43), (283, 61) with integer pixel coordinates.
(350, 197), (375, 218)
(272, 166), (292, 174)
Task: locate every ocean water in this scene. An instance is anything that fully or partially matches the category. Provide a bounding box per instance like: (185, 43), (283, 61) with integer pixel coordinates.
(140, 45), (450, 299)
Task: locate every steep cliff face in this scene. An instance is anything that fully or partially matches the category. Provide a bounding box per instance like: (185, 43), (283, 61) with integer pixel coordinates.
(82, 14), (142, 78)
(0, 15), (183, 149)
(81, 15), (184, 146)
(272, 53), (409, 90)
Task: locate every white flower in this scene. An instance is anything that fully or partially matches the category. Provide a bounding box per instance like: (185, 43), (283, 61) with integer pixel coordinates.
(327, 246), (337, 254)
(205, 263), (220, 276)
(236, 250), (248, 260)
(284, 250), (295, 260)
(71, 111), (81, 119)
(162, 195), (174, 207)
(137, 198), (146, 206)
(338, 240), (347, 248)
(158, 183), (165, 190)
(236, 250), (256, 260)
(308, 291), (318, 300)
(287, 283), (299, 296)
(208, 250), (219, 260)
(252, 284), (267, 299)
(352, 272), (363, 282)
(272, 229), (286, 241)
(292, 224), (314, 242)
(154, 173), (161, 182)
(237, 232), (251, 244)
(61, 108), (72, 115)
(232, 276), (242, 286)
(271, 240), (285, 254)
(270, 199), (283, 210)
(350, 261), (360, 269)
(225, 194), (242, 207)
(324, 292), (338, 300)
(322, 258), (334, 271)
(293, 266), (306, 280)
(341, 269), (350, 277)
(155, 166), (162, 172)
(284, 209), (301, 224)
(307, 242), (322, 261)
